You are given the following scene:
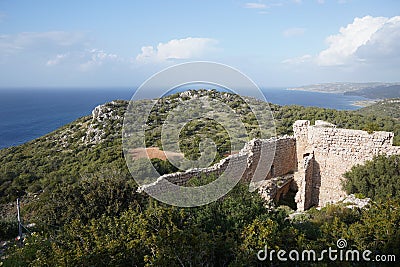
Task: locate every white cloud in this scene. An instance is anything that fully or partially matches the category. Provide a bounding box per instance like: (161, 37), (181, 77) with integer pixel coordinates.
(282, 54), (312, 64)
(283, 27), (306, 38)
(245, 1), (305, 11)
(282, 15), (400, 83)
(46, 49), (119, 71)
(0, 31), (126, 71)
(317, 0), (325, 4)
(0, 31), (86, 56)
(46, 53), (68, 66)
(45, 48), (123, 71)
(136, 37), (218, 63)
(317, 15), (399, 66)
(355, 16), (400, 64)
(79, 49), (120, 71)
(244, 3), (267, 9)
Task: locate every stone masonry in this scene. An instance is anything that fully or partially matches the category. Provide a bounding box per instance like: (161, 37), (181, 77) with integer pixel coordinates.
(293, 120), (400, 210)
(138, 120), (400, 210)
(138, 136), (297, 200)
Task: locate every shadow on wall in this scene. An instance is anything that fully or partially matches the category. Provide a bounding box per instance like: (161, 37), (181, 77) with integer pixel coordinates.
(311, 160), (321, 208)
(278, 181), (298, 210)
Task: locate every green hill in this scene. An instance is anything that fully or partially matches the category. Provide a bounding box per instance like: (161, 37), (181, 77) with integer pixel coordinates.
(1, 90), (400, 206)
(290, 82), (400, 99)
(357, 98), (400, 121)
(344, 85), (400, 99)
(1, 90), (400, 266)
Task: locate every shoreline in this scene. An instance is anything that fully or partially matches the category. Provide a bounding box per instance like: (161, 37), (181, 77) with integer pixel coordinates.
(286, 88), (347, 94)
(286, 88), (379, 108)
(351, 99), (379, 108)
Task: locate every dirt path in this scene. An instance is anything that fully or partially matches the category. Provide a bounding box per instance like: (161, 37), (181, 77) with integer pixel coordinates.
(130, 147), (183, 160)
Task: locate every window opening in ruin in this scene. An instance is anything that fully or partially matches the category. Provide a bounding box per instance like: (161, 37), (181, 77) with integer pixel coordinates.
(277, 180), (297, 210)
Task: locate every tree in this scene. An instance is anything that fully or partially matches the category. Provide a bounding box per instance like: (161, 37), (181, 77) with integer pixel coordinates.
(343, 155), (400, 200)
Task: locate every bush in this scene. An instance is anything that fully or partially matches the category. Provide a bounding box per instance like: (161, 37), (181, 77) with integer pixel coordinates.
(0, 217), (18, 240)
(343, 155), (400, 200)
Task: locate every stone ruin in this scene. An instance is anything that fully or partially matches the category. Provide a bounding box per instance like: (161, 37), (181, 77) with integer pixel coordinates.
(138, 120), (400, 210)
(293, 120), (400, 210)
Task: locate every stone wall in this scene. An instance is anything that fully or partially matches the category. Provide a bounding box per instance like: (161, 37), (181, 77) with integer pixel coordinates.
(138, 120), (400, 210)
(268, 137), (297, 178)
(293, 120), (400, 209)
(258, 174), (294, 203)
(294, 153), (316, 211)
(138, 136), (297, 199)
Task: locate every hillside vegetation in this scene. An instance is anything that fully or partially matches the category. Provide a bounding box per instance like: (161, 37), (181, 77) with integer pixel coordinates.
(357, 98), (400, 121)
(1, 90), (400, 266)
(344, 154), (400, 200)
(290, 82), (400, 99)
(344, 85), (400, 99)
(1, 90), (399, 206)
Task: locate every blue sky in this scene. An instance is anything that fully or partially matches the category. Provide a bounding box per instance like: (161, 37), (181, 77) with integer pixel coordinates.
(0, 0), (399, 87)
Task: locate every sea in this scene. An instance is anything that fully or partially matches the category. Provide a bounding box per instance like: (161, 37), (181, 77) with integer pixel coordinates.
(0, 88), (370, 150)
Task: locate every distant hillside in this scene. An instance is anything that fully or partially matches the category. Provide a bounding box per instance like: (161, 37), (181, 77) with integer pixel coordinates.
(357, 98), (400, 121)
(344, 85), (400, 99)
(288, 82), (396, 94)
(289, 82), (400, 99)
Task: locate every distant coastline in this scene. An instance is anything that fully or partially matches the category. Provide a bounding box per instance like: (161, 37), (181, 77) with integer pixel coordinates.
(288, 82), (400, 98)
(285, 87), (377, 108)
(286, 87), (344, 94)
(351, 100), (379, 107)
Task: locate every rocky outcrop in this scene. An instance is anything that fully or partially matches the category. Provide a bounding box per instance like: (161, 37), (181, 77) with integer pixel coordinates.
(340, 194), (370, 209)
(83, 100), (126, 144)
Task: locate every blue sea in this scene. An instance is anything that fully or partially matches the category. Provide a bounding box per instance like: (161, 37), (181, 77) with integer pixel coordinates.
(0, 88), (369, 149)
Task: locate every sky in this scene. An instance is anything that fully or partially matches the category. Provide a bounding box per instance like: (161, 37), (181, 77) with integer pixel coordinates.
(0, 0), (399, 88)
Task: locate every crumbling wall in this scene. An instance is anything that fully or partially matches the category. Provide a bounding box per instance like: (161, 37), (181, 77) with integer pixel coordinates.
(268, 137), (297, 178)
(139, 119), (400, 210)
(294, 153), (316, 211)
(294, 120), (400, 208)
(139, 136), (297, 198)
(258, 174), (294, 204)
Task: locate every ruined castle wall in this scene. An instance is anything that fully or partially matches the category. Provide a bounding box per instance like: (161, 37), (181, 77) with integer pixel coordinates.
(294, 121), (400, 207)
(140, 120), (400, 209)
(294, 153), (316, 211)
(140, 136), (297, 196)
(303, 154), (315, 210)
(141, 152), (249, 197)
(269, 137), (297, 178)
(310, 126), (400, 206)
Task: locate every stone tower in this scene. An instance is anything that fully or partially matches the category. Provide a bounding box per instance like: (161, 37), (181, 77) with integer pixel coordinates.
(293, 120), (400, 210)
